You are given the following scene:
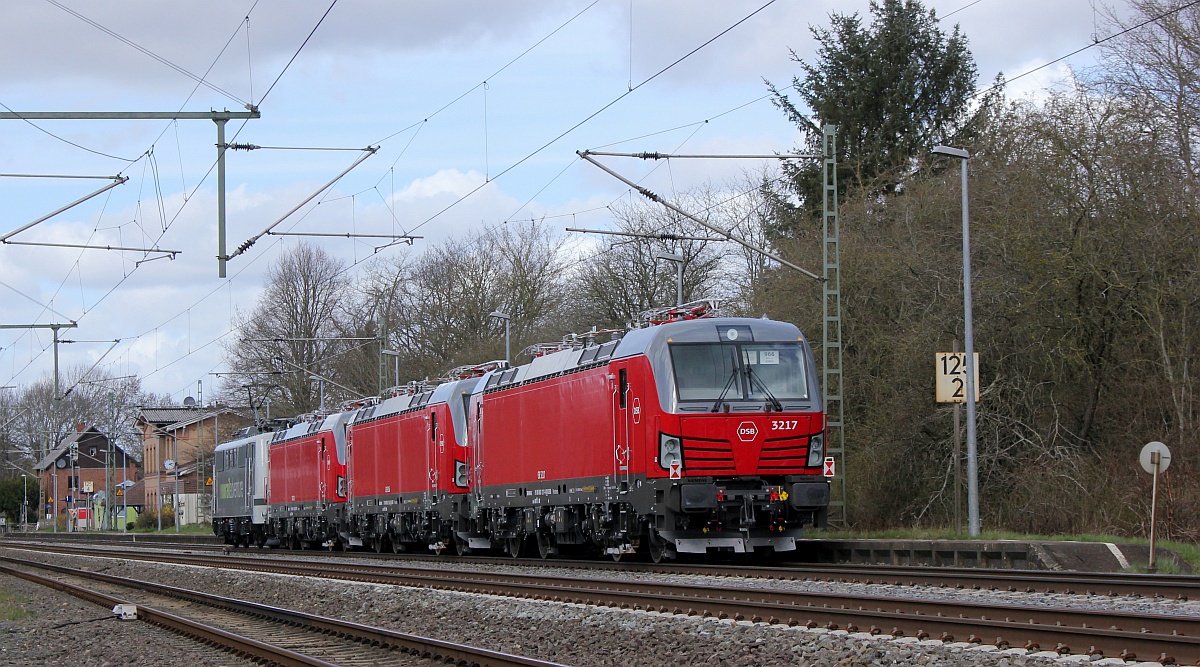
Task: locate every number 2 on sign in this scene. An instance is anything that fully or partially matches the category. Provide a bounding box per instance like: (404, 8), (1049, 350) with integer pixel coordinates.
(935, 352), (980, 403)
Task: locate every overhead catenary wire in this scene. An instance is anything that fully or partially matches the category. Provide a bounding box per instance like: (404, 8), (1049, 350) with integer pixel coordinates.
(970, 0), (1200, 99)
(5, 2), (699, 394)
(398, 1), (780, 240)
(584, 151), (821, 160)
(1, 241), (179, 257)
(228, 146), (379, 261)
(0, 173), (123, 179)
(46, 0), (249, 108)
(566, 227), (725, 242)
(2, 0), (331, 389)
(0, 176), (129, 243)
(577, 150), (822, 282)
(6, 1), (858, 401)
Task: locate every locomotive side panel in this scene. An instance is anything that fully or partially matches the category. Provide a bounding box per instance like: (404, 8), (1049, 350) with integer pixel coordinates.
(347, 418), (390, 499)
(480, 365), (614, 489)
(269, 434), (323, 505)
(394, 409), (433, 495)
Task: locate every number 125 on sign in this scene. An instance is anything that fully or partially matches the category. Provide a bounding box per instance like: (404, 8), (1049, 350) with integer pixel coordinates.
(935, 352), (980, 403)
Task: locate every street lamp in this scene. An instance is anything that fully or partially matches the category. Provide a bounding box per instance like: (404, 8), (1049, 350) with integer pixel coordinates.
(381, 349), (400, 388)
(933, 144), (980, 537)
(655, 250), (684, 307)
(172, 430), (180, 533)
(310, 376), (326, 413)
(20, 473), (27, 531)
(489, 311), (511, 364)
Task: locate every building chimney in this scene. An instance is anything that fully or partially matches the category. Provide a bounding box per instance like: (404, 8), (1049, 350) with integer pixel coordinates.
(75, 423), (86, 433)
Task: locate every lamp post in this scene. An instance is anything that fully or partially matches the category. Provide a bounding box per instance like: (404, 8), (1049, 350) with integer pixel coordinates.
(933, 144), (980, 537)
(489, 311), (511, 364)
(310, 376), (326, 413)
(20, 473), (27, 531)
(381, 349), (400, 388)
(122, 443), (129, 533)
(173, 430), (180, 533)
(655, 250), (685, 306)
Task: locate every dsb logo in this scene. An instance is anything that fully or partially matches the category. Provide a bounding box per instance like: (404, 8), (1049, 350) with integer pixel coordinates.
(736, 421), (759, 442)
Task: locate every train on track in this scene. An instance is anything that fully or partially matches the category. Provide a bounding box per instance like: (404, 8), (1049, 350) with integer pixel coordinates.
(212, 301), (830, 561)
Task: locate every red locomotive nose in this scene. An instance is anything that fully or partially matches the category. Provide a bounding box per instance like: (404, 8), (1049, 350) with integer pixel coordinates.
(678, 414), (818, 476)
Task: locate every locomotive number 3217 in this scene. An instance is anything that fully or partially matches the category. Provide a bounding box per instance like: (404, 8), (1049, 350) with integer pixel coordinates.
(771, 420), (798, 431)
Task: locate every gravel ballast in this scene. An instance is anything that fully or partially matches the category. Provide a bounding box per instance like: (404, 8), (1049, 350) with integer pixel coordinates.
(1, 548), (1188, 667)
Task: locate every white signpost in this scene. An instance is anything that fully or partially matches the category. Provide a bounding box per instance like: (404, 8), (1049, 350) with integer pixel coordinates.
(1139, 441), (1171, 571)
(935, 352), (980, 403)
(936, 350), (980, 534)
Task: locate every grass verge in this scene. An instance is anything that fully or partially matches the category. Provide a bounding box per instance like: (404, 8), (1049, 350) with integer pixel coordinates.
(0, 588), (30, 621)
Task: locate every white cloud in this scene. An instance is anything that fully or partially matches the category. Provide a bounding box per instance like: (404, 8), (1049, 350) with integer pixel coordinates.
(0, 0), (1124, 399)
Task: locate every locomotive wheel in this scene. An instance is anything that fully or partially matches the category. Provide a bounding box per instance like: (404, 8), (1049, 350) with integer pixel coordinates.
(506, 535), (524, 558)
(454, 535), (472, 555)
(372, 535), (385, 553)
(648, 528), (670, 564)
(536, 530), (554, 559)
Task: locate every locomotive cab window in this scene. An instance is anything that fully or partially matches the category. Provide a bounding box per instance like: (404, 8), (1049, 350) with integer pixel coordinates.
(669, 342), (809, 402)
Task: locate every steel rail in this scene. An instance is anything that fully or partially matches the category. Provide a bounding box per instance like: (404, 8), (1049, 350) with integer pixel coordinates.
(0, 555), (566, 667)
(0, 563), (338, 667)
(7, 543), (1198, 664)
(12, 537), (1197, 600)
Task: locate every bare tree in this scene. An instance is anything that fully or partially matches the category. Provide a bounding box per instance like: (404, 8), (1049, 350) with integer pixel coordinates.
(572, 192), (727, 327)
(5, 369), (149, 472)
(361, 220), (569, 381)
(222, 243), (353, 415)
(1094, 0), (1200, 185)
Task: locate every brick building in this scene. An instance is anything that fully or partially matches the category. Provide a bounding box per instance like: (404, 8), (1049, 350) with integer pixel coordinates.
(34, 425), (140, 526)
(136, 405), (251, 526)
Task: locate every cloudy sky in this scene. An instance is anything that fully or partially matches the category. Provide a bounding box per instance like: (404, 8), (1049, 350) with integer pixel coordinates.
(0, 0), (1117, 403)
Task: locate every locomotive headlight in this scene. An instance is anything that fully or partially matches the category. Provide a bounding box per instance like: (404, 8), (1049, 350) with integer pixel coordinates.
(659, 434), (682, 471)
(454, 460), (469, 488)
(807, 433), (825, 467)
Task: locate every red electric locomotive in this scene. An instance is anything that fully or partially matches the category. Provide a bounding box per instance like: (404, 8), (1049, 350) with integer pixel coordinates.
(344, 373), (484, 553)
(461, 302), (829, 561)
(266, 410), (353, 548)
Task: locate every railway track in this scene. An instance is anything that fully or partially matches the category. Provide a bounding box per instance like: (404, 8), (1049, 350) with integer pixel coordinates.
(11, 537), (1198, 599)
(7, 541), (1200, 664)
(0, 554), (566, 667)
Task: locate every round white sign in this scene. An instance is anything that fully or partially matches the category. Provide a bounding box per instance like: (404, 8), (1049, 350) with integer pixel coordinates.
(1139, 441), (1172, 474)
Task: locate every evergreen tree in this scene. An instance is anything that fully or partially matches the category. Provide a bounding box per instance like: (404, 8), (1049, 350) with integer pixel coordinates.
(767, 0), (977, 225)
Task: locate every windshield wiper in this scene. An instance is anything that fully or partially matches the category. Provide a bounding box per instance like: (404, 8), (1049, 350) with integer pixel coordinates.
(710, 349), (741, 413)
(746, 365), (784, 412)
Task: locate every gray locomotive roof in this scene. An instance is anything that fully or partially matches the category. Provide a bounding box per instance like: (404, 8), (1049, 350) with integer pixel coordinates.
(214, 431), (269, 453)
(474, 317), (810, 395)
(612, 317), (805, 358)
(354, 376), (481, 425)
